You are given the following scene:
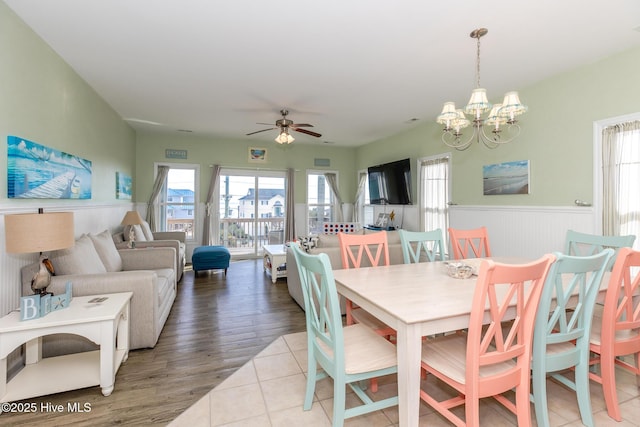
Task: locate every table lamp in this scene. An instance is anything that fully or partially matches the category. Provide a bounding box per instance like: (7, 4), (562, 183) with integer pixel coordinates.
(4, 209), (75, 295)
(121, 210), (144, 248)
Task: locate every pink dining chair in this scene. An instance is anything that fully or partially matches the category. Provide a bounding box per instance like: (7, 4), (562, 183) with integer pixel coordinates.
(448, 226), (492, 260)
(338, 231), (393, 334)
(419, 254), (555, 427)
(588, 247), (640, 422)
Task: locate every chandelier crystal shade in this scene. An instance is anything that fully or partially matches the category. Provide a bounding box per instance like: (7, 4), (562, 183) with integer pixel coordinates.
(437, 28), (527, 150)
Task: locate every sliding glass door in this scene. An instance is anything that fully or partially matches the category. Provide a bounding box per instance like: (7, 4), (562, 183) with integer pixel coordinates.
(218, 168), (286, 259)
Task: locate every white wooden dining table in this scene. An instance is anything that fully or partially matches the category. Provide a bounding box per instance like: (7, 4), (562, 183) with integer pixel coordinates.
(331, 257), (539, 427)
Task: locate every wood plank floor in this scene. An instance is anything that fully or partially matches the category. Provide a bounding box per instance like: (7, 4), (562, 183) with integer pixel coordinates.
(2, 260), (307, 426)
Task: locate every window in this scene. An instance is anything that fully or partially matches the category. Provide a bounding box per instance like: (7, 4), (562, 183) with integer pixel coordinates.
(596, 114), (640, 249)
(156, 164), (198, 240)
(307, 171), (335, 234)
(217, 169), (287, 258)
(418, 154), (451, 233)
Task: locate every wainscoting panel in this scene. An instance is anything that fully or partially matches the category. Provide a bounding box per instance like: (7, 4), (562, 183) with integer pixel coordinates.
(449, 205), (596, 259)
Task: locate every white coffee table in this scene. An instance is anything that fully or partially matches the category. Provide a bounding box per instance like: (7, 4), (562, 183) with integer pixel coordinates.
(0, 292), (132, 402)
(263, 244), (287, 283)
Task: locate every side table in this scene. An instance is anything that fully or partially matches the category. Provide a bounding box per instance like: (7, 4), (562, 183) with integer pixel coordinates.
(262, 244), (287, 283)
(0, 292), (132, 402)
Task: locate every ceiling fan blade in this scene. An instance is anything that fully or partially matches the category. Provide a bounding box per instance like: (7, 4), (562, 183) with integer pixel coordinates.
(291, 127), (322, 138)
(290, 123), (313, 128)
(246, 127), (277, 136)
(256, 122), (275, 126)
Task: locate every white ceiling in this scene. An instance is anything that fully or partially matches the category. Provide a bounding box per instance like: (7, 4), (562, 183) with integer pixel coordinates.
(5, 0), (640, 147)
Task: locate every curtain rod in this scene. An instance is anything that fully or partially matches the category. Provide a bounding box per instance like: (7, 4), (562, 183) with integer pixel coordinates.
(209, 165), (300, 172)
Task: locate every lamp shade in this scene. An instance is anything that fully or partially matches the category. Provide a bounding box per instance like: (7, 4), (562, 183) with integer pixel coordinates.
(499, 91), (528, 117)
(121, 210), (144, 226)
(464, 88), (491, 114)
(4, 212), (74, 253)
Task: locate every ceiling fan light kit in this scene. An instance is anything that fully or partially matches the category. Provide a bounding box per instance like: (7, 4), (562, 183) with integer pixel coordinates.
(437, 28), (527, 151)
(246, 109), (322, 144)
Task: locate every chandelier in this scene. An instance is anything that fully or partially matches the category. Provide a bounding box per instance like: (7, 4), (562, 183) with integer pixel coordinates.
(436, 28), (527, 151)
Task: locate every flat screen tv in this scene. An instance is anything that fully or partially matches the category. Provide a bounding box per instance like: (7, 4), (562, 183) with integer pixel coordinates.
(368, 158), (412, 205)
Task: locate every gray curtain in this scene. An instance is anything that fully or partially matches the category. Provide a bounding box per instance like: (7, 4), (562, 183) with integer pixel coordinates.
(147, 165), (170, 231)
(285, 168), (296, 242)
(353, 172), (367, 223)
(202, 165), (221, 245)
(324, 172), (344, 222)
(602, 121), (640, 236)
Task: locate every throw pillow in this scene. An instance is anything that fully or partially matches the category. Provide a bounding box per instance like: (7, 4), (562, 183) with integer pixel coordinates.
(140, 221), (154, 241)
(49, 234), (107, 275)
(89, 230), (123, 272)
(298, 236), (319, 253)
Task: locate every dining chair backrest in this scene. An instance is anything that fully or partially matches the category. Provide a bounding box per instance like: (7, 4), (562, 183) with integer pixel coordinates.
(531, 249), (614, 427)
(564, 229), (635, 271)
(338, 231), (390, 269)
(448, 226), (492, 260)
(589, 246), (640, 421)
(467, 254), (555, 385)
(467, 255), (555, 392)
(398, 229), (446, 263)
(290, 243), (345, 374)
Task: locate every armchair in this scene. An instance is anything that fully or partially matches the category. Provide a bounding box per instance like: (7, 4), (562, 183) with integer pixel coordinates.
(113, 220), (186, 281)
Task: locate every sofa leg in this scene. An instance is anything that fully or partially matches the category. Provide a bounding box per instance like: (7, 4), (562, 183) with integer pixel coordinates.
(224, 268), (227, 276)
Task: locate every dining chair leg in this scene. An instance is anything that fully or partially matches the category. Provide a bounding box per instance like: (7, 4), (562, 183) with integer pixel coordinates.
(515, 381), (533, 427)
(345, 300), (355, 325)
(531, 369), (550, 427)
(304, 357), (317, 410)
(575, 361), (595, 427)
(333, 379), (346, 427)
(601, 352), (622, 421)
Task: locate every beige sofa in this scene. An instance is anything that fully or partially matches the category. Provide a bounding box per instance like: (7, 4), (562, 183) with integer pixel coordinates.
(21, 231), (177, 354)
(112, 220), (186, 281)
(286, 229), (406, 312)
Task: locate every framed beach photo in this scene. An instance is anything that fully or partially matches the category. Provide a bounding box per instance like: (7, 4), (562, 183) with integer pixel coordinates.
(483, 160), (530, 195)
(248, 147), (267, 163)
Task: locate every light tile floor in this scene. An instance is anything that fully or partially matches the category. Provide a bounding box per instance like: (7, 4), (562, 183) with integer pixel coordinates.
(170, 332), (640, 426)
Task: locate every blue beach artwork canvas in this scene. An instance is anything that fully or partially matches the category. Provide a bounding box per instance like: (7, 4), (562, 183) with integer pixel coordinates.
(483, 160), (530, 195)
(7, 136), (92, 199)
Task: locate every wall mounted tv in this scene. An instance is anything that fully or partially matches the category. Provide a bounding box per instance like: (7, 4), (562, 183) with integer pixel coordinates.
(368, 158), (412, 205)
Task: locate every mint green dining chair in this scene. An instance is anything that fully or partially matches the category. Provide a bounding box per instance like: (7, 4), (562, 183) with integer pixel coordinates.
(564, 229), (635, 270)
(531, 248), (614, 427)
(289, 244), (398, 426)
(399, 229), (446, 263)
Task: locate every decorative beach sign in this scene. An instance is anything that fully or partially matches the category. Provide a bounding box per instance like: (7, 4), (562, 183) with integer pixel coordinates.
(7, 136), (92, 199)
(482, 160), (530, 195)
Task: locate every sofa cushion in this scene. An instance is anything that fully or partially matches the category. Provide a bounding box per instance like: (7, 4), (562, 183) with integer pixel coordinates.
(50, 234), (107, 275)
(89, 230), (123, 272)
(316, 233), (340, 248)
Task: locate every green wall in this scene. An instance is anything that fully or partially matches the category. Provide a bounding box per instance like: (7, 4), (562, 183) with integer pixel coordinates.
(357, 45), (640, 206)
(135, 132), (357, 204)
(0, 2), (136, 206)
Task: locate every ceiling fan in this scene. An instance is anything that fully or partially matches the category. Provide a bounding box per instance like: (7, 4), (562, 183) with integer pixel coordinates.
(246, 109), (321, 144)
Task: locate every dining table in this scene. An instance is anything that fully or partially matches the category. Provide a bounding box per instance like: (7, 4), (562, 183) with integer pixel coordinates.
(331, 256), (589, 427)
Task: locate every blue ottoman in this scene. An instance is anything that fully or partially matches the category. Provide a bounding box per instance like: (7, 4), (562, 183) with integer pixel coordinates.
(192, 246), (230, 276)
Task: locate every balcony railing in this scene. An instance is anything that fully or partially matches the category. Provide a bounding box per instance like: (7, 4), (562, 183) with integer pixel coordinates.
(219, 217), (285, 257)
